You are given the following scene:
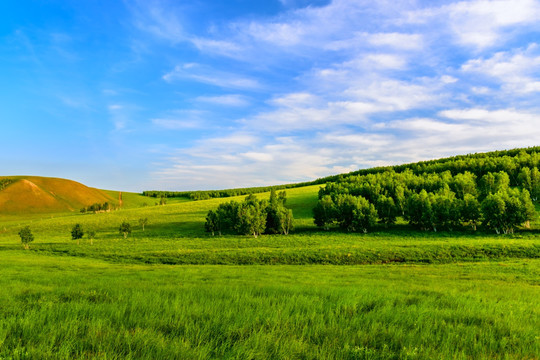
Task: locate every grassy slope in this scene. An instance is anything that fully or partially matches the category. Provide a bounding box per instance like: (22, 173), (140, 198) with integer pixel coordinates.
(1, 184), (539, 358)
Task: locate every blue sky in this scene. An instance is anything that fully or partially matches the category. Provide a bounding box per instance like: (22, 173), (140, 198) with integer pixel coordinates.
(1, 0), (540, 191)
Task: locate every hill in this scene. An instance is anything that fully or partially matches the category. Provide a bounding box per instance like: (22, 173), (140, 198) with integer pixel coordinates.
(0, 176), (116, 215)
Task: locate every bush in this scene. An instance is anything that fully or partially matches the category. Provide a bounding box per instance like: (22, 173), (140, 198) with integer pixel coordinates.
(19, 226), (34, 250)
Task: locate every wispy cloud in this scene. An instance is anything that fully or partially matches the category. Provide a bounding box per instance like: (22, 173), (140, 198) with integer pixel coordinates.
(195, 94), (250, 107)
(163, 63), (261, 90)
(462, 44), (540, 93)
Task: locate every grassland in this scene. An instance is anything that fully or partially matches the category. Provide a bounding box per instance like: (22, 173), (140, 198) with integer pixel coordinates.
(1, 184), (539, 359)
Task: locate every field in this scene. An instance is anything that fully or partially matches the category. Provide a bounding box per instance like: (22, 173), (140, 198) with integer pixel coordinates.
(1, 185), (539, 359)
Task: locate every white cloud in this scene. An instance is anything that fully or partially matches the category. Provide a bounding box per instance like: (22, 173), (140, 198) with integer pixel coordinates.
(367, 32), (424, 50)
(128, 0), (185, 43)
(195, 94), (249, 107)
(152, 119), (200, 130)
(462, 44), (540, 93)
(163, 63), (261, 90)
(405, 0), (540, 49)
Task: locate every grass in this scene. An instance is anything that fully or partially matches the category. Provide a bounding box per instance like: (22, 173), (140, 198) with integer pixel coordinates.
(1, 252), (538, 359)
(0, 184), (539, 358)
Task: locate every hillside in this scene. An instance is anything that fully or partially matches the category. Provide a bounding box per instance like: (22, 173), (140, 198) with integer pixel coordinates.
(0, 176), (116, 215)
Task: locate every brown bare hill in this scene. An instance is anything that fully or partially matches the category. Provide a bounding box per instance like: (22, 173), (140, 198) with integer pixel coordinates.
(0, 176), (116, 215)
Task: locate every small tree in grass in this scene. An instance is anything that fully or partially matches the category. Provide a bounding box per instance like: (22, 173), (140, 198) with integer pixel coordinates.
(19, 226), (34, 250)
(138, 217), (148, 231)
(71, 223), (84, 245)
(119, 221), (132, 239)
(87, 229), (96, 245)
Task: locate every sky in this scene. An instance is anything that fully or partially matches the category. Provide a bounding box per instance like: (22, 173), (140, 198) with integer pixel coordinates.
(1, 0), (540, 192)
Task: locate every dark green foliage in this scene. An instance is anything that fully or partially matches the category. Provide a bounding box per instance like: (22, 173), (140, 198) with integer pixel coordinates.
(265, 190), (292, 234)
(204, 210), (219, 236)
(450, 171), (477, 198)
(335, 194), (359, 231)
(375, 194), (397, 225)
(205, 192), (293, 237)
(313, 195), (336, 230)
(71, 224), (84, 244)
(461, 194), (481, 230)
(119, 221), (131, 239)
(352, 197), (378, 233)
(237, 200), (267, 238)
(405, 190), (433, 231)
(18, 226), (34, 249)
(81, 202), (111, 214)
(332, 194), (377, 233)
(0, 178), (14, 191)
(314, 148), (539, 234)
(481, 189), (535, 234)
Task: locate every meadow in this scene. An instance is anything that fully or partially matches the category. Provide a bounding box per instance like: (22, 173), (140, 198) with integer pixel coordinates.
(1, 184), (539, 359)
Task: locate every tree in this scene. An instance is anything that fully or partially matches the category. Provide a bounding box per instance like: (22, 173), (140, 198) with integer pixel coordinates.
(376, 195), (397, 226)
(138, 217), (148, 231)
(265, 190), (292, 234)
(119, 221), (132, 239)
(313, 195), (336, 230)
(530, 167), (540, 201)
(277, 207), (294, 235)
(481, 193), (506, 234)
(451, 172), (477, 199)
(352, 196), (378, 233)
(335, 194), (359, 231)
(461, 194), (481, 230)
(405, 190), (434, 231)
(205, 210), (219, 236)
(19, 226), (34, 250)
(71, 223), (84, 245)
(520, 189), (536, 228)
(87, 229), (96, 246)
(237, 201), (266, 238)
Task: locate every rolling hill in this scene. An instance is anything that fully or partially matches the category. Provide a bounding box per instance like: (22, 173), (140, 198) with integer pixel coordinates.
(0, 176), (116, 215)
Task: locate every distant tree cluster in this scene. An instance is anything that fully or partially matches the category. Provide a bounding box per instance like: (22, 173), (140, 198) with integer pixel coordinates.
(80, 202), (112, 214)
(205, 190), (294, 237)
(0, 179), (14, 191)
(314, 152), (538, 235)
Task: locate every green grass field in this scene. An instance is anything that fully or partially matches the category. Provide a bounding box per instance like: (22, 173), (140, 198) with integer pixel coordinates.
(1, 184), (539, 359)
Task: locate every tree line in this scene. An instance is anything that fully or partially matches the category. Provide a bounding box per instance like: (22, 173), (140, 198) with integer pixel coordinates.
(204, 190), (293, 237)
(0, 179), (14, 191)
(80, 202), (113, 213)
(144, 147), (540, 201)
(314, 166), (538, 234)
